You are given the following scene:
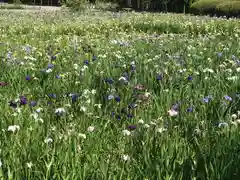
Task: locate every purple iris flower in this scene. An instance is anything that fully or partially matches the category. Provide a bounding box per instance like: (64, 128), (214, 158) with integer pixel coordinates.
(105, 78), (114, 85)
(224, 95), (232, 102)
(127, 114), (133, 118)
(187, 76), (193, 81)
(128, 125), (137, 131)
(19, 96), (27, 105)
(47, 64), (54, 69)
(115, 96), (121, 102)
(111, 112), (115, 117)
(51, 55), (56, 60)
(48, 94), (57, 98)
(202, 95), (213, 103)
(156, 74), (162, 81)
(47, 101), (53, 105)
(116, 115), (121, 120)
(172, 103), (180, 111)
(30, 101), (37, 107)
(84, 60), (89, 65)
(92, 56), (97, 61)
(187, 106), (194, 112)
(26, 75), (31, 81)
(130, 64), (136, 71)
(71, 94), (78, 103)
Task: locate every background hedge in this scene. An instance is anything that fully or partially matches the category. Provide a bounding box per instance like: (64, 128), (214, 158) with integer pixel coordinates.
(217, 1), (240, 17)
(190, 0), (240, 17)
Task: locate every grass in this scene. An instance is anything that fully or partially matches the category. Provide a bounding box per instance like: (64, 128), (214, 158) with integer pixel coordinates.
(0, 10), (240, 179)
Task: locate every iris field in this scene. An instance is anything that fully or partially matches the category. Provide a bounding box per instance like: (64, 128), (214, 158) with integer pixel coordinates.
(0, 10), (240, 179)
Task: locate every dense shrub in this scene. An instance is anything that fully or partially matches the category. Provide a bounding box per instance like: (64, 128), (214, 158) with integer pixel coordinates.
(60, 0), (88, 11)
(190, 0), (224, 15)
(217, 1), (240, 17)
(191, 0), (240, 17)
(92, 0), (199, 13)
(94, 2), (120, 11)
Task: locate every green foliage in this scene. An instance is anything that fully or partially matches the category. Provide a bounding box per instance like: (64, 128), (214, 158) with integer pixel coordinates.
(61, 0), (89, 11)
(13, 0), (23, 4)
(191, 0), (240, 16)
(0, 10), (240, 179)
(94, 1), (120, 11)
(217, 1), (240, 16)
(95, 0), (199, 13)
(190, 0), (224, 14)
